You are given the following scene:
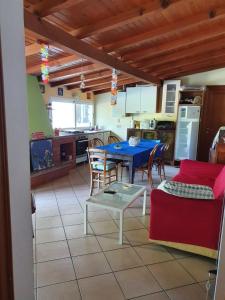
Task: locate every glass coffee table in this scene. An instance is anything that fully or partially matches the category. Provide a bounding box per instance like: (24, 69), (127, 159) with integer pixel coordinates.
(84, 182), (147, 244)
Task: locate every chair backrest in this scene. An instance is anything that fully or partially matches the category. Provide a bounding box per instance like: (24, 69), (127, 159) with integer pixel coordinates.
(87, 148), (107, 173)
(161, 143), (170, 159)
(147, 144), (159, 171)
(108, 135), (120, 144)
(88, 137), (104, 148)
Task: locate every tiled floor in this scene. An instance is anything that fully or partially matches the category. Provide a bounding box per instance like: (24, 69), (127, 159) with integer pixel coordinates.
(33, 164), (216, 300)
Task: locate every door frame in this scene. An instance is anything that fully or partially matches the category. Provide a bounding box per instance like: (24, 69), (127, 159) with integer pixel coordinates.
(0, 40), (14, 300)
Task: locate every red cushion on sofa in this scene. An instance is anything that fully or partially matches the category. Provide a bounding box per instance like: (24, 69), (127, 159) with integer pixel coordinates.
(173, 174), (215, 189)
(213, 167), (225, 199)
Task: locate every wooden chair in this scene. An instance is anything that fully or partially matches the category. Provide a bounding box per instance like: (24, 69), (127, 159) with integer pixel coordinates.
(154, 143), (170, 181)
(87, 148), (118, 195)
(88, 137), (104, 148)
(108, 135), (120, 144)
(136, 144), (159, 187)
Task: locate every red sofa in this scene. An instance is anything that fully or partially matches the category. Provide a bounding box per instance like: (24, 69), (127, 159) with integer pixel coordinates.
(150, 159), (225, 258)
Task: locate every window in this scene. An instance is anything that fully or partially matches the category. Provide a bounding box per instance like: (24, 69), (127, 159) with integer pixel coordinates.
(51, 98), (94, 129)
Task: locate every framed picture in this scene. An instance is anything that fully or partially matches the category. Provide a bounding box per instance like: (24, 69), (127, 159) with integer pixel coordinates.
(30, 139), (54, 172)
(58, 87), (64, 96)
(39, 84), (45, 94)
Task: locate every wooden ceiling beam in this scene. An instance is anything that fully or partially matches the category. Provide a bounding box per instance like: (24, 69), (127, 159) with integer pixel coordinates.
(50, 69), (112, 87)
(26, 53), (81, 74)
(71, 0), (180, 38)
(50, 63), (105, 80)
(24, 11), (160, 84)
(67, 74), (129, 90)
(122, 20), (225, 62)
(25, 42), (64, 56)
(84, 78), (141, 93)
(29, 0), (85, 18)
(159, 56), (225, 79)
(147, 49), (225, 75)
(103, 6), (225, 53)
(135, 36), (225, 69)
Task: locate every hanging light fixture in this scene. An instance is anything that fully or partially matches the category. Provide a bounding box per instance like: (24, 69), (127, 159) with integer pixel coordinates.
(111, 68), (118, 105)
(40, 43), (49, 84)
(80, 58), (86, 90)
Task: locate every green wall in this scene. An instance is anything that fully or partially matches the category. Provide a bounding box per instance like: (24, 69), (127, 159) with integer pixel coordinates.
(27, 75), (53, 137)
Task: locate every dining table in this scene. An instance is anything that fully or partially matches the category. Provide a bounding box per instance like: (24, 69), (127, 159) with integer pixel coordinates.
(97, 139), (161, 183)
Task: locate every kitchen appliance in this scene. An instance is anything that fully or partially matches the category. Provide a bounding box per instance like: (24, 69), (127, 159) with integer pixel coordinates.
(149, 119), (157, 129)
(76, 134), (88, 164)
(175, 105), (201, 160)
(156, 121), (175, 130)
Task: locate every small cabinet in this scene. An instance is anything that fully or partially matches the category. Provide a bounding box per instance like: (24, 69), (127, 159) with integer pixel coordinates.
(162, 80), (180, 114)
(126, 86), (157, 114)
(112, 92), (126, 117)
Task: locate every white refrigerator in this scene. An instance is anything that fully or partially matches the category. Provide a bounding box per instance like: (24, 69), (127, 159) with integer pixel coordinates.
(175, 105), (201, 160)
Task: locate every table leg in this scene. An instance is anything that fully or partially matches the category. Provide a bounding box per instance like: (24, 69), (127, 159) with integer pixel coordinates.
(128, 160), (134, 184)
(84, 203), (88, 234)
(119, 211), (124, 244)
(143, 190), (147, 215)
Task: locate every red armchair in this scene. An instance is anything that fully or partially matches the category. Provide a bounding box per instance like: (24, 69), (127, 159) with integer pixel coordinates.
(150, 159), (225, 258)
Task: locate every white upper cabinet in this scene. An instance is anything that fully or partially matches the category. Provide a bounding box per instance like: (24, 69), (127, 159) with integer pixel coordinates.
(112, 91), (126, 117)
(140, 86), (157, 113)
(126, 87), (141, 113)
(161, 80), (181, 115)
(126, 86), (157, 114)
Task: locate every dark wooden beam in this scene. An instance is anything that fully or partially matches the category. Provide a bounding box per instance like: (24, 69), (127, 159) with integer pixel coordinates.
(103, 6), (225, 53)
(50, 69), (111, 87)
(122, 19), (225, 62)
(70, 0), (180, 38)
(24, 11), (160, 84)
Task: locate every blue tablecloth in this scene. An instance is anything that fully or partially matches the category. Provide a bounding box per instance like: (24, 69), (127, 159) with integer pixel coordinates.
(98, 139), (161, 168)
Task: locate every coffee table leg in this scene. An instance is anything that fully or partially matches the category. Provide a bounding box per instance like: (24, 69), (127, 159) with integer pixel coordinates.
(143, 190), (146, 215)
(84, 203), (88, 234)
(119, 211), (123, 244)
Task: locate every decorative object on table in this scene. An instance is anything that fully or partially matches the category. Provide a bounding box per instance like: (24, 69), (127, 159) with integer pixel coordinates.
(39, 84), (45, 94)
(57, 87), (63, 96)
(128, 136), (140, 147)
(111, 68), (118, 105)
(114, 144), (122, 150)
(40, 43), (49, 84)
(30, 138), (54, 171)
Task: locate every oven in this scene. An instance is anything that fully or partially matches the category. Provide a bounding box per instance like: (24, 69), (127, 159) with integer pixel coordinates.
(76, 135), (88, 164)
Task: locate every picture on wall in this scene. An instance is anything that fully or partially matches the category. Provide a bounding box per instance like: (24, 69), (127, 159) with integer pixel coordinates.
(58, 87), (64, 96)
(30, 139), (54, 172)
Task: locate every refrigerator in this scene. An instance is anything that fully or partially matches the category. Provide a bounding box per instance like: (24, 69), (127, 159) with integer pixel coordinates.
(175, 105), (201, 160)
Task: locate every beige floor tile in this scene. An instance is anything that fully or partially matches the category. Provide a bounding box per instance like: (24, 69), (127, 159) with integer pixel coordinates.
(36, 200), (58, 209)
(148, 260), (195, 290)
(37, 281), (81, 300)
(134, 244), (174, 265)
(36, 216), (62, 229)
(59, 204), (83, 215)
(36, 207), (60, 218)
(73, 252), (111, 279)
(115, 266), (161, 299)
(37, 258), (75, 287)
(88, 210), (112, 222)
(105, 247), (143, 271)
(97, 233), (130, 251)
(108, 209), (133, 219)
(36, 241), (70, 262)
(132, 291), (169, 300)
(61, 213), (84, 226)
(178, 256), (216, 282)
(68, 236), (102, 256)
(137, 215), (150, 228)
(65, 224), (93, 239)
(167, 247), (192, 259)
(90, 220), (118, 235)
(166, 283), (207, 300)
(36, 227), (66, 244)
(124, 229), (150, 246)
(128, 207), (145, 217)
(115, 217), (144, 231)
(57, 198), (79, 206)
(78, 273), (124, 300)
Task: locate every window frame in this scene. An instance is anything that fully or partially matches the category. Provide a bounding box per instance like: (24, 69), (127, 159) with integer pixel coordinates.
(49, 97), (94, 129)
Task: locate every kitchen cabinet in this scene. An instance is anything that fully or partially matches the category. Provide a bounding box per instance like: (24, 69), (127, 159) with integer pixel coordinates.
(161, 80), (180, 115)
(126, 86), (157, 114)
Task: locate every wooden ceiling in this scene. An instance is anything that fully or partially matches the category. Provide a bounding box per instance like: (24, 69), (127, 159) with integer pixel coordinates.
(24, 0), (225, 94)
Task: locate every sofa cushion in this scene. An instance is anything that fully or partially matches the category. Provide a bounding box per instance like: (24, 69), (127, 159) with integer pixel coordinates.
(213, 167), (225, 199)
(173, 174), (215, 189)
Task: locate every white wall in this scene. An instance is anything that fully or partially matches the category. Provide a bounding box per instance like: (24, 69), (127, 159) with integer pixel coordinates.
(0, 1), (34, 299)
(180, 68), (225, 85)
